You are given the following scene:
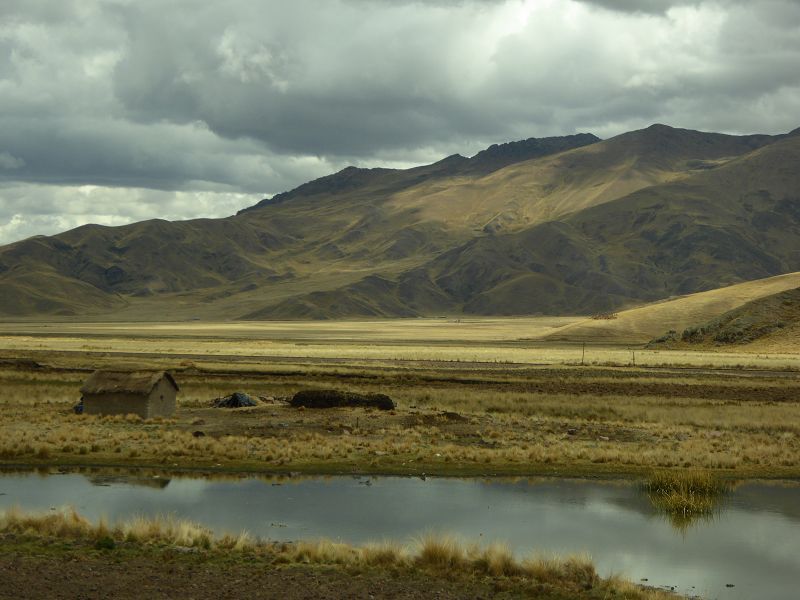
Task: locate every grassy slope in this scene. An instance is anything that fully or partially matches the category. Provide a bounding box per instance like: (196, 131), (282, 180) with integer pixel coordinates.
(390, 123), (777, 235)
(543, 272), (800, 344)
(646, 285), (800, 351)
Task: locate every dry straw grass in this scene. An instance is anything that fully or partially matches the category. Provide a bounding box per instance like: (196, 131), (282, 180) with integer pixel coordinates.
(2, 325), (800, 369)
(1, 362), (799, 476)
(0, 507), (678, 599)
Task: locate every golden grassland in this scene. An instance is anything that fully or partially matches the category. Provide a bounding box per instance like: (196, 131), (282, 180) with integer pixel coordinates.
(547, 271), (800, 344)
(1, 331), (799, 369)
(0, 317), (581, 342)
(0, 506), (679, 600)
(1, 356), (799, 477)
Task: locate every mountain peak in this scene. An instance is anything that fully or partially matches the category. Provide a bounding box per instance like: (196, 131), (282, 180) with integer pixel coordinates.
(437, 153), (468, 163)
(645, 123), (674, 131)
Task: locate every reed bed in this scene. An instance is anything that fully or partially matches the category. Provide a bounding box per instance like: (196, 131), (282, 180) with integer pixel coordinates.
(643, 470), (731, 519)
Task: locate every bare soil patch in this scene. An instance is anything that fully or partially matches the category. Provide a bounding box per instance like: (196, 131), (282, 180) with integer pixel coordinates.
(0, 543), (500, 600)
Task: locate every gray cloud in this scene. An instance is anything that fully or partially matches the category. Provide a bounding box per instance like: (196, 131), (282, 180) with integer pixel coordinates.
(575, 1), (694, 13)
(574, 0), (747, 14)
(0, 183), (260, 244)
(1, 0), (799, 244)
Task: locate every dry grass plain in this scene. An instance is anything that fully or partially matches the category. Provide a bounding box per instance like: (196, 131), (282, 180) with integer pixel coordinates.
(1, 314), (799, 369)
(0, 317), (798, 478)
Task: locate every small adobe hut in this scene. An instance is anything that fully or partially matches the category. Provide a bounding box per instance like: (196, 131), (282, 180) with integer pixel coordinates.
(79, 370), (178, 418)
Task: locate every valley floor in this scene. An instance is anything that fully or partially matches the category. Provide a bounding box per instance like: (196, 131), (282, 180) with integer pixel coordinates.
(1, 323), (796, 600)
(1, 339), (798, 478)
(1, 318), (799, 369)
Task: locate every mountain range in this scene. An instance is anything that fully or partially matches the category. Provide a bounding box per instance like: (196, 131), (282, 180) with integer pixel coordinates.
(1, 123), (799, 320)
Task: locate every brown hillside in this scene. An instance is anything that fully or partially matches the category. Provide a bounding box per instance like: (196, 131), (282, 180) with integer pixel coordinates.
(268, 133), (800, 319)
(393, 124), (780, 236)
(0, 124), (796, 320)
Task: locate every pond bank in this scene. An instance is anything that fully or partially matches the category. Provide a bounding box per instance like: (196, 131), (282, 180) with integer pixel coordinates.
(0, 530), (678, 600)
(1, 471), (798, 599)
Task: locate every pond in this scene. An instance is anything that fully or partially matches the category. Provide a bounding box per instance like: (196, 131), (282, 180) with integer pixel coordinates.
(1, 471), (798, 600)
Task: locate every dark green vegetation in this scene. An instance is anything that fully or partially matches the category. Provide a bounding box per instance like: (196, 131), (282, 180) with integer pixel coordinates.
(2, 124), (799, 320)
(651, 287), (800, 349)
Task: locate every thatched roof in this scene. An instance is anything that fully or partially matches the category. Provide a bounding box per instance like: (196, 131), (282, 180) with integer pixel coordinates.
(80, 370), (179, 395)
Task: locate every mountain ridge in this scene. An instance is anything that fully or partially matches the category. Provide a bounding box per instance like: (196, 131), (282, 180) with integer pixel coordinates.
(253, 132), (800, 319)
(240, 132), (601, 214)
(1, 123), (798, 321)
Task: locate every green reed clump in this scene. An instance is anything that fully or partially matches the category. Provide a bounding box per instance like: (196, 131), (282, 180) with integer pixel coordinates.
(643, 469), (731, 522)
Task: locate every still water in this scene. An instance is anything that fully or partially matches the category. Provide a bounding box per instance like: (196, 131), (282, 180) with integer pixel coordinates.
(1, 472), (798, 600)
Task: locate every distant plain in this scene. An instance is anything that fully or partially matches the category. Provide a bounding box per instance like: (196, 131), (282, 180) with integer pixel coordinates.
(2, 313), (798, 371)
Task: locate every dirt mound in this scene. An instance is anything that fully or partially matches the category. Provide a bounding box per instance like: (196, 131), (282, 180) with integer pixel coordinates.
(290, 389), (395, 410)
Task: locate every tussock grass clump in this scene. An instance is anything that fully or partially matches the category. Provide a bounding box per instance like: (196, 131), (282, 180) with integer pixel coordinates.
(290, 539), (359, 565)
(0, 505), (95, 539)
(414, 534), (465, 570)
(643, 470), (731, 523)
(411, 534), (594, 583)
(122, 514), (213, 548)
(523, 553), (596, 587)
(0, 506), (215, 549)
(472, 542), (520, 577)
(360, 541), (407, 567)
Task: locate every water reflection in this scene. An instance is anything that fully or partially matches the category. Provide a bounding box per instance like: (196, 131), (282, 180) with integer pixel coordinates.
(0, 471), (798, 600)
(86, 474), (171, 489)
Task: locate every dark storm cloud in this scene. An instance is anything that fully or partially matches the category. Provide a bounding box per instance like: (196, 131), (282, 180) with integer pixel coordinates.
(575, 0), (694, 13)
(1, 0), (799, 243)
(574, 0), (748, 13)
(109, 0), (800, 154)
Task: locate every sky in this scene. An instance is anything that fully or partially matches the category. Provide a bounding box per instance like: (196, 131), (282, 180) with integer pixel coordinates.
(1, 0), (799, 244)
